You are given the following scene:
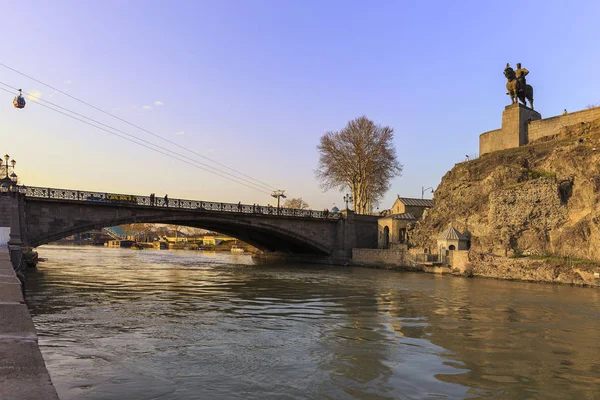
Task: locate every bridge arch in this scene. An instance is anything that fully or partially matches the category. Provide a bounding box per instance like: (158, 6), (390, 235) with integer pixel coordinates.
(23, 198), (338, 255)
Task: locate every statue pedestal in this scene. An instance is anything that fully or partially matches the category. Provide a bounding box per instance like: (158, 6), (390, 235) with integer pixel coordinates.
(501, 103), (542, 147)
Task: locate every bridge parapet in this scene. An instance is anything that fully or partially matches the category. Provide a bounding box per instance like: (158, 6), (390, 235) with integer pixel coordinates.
(23, 186), (340, 220)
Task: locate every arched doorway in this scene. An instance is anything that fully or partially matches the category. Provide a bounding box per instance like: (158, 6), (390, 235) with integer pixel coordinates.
(383, 226), (390, 248)
(449, 245), (456, 250)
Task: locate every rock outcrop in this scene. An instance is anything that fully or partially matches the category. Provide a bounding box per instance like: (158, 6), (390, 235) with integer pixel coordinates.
(411, 118), (600, 262)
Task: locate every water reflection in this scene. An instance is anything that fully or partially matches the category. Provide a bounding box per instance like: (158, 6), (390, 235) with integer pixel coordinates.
(25, 246), (600, 399)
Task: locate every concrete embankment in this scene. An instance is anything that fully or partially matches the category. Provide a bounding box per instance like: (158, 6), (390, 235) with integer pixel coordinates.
(0, 248), (59, 400)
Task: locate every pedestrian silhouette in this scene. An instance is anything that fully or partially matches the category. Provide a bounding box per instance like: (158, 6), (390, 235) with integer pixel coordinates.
(150, 193), (155, 206)
(164, 194), (169, 207)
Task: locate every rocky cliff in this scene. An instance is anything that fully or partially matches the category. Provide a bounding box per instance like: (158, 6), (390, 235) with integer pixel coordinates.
(411, 118), (600, 262)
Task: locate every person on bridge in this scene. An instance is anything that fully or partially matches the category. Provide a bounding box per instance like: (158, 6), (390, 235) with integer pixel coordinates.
(150, 193), (155, 206)
(238, 201), (242, 212)
(164, 194), (169, 207)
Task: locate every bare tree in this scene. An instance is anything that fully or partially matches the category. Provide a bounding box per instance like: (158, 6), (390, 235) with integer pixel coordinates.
(316, 116), (402, 214)
(283, 197), (310, 209)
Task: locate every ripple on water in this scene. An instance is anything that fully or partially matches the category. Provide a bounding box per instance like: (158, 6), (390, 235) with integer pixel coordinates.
(24, 245), (600, 400)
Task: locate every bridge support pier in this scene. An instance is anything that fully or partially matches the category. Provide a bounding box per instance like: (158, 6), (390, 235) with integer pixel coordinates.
(334, 210), (378, 259)
(6, 194), (25, 280)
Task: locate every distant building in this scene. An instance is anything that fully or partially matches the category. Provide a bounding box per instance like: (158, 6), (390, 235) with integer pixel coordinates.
(378, 197), (433, 249)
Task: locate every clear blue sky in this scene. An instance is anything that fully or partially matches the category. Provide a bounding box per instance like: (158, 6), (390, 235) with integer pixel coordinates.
(1, 1), (599, 210)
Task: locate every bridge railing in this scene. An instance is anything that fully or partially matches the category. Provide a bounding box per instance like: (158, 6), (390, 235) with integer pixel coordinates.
(22, 186), (340, 220)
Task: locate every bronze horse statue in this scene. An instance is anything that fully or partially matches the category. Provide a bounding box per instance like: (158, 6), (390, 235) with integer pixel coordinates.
(504, 65), (534, 109)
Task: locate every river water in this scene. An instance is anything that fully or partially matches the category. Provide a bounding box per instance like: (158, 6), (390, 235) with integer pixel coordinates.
(25, 245), (600, 399)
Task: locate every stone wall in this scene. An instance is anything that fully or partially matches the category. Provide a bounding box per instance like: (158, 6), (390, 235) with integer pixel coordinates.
(528, 106), (600, 142)
(352, 248), (407, 266)
(0, 197), (12, 246)
(448, 250), (469, 272)
(0, 197), (11, 226)
(479, 104), (600, 155)
(352, 214), (379, 249)
(479, 104), (541, 155)
(479, 129), (504, 156)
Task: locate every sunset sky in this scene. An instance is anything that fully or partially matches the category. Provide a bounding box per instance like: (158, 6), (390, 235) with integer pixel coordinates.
(1, 1), (599, 210)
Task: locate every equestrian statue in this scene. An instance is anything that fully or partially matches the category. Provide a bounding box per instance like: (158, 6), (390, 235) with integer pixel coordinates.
(504, 63), (534, 110)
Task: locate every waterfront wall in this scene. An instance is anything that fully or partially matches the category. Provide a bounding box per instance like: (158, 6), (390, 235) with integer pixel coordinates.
(0, 248), (59, 399)
(352, 248), (407, 266)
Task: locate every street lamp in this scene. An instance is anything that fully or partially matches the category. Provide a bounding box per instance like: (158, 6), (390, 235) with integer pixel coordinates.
(421, 186), (434, 199)
(343, 193), (353, 210)
(271, 190), (286, 212)
(0, 154), (17, 193)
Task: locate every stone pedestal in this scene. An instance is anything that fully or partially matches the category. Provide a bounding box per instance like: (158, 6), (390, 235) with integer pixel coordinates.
(501, 103), (542, 148)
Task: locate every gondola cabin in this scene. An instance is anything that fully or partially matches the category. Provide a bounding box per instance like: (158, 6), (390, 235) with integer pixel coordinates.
(13, 89), (26, 109)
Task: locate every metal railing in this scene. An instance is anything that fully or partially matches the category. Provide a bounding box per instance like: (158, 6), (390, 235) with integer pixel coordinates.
(22, 186), (340, 220)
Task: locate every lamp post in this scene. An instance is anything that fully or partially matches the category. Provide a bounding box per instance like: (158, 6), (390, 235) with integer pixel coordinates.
(343, 193), (353, 210)
(0, 154), (18, 194)
(421, 186), (434, 199)
(271, 190), (286, 213)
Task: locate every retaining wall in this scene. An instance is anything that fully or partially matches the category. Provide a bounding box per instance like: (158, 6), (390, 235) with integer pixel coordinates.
(480, 105), (600, 155)
(528, 106), (600, 142)
(352, 248), (407, 266)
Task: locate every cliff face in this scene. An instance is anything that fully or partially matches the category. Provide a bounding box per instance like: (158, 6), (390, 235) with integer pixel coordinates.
(411, 118), (600, 261)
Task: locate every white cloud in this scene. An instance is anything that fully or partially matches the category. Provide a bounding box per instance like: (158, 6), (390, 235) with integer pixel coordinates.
(26, 90), (42, 102)
(154, 101), (164, 106)
(175, 131), (185, 135)
(64, 80), (72, 84)
(142, 105), (152, 110)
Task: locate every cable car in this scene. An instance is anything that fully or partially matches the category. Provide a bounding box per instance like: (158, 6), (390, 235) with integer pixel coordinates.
(13, 89), (26, 109)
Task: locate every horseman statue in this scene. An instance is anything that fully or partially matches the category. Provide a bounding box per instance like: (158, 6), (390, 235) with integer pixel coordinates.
(504, 63), (534, 110)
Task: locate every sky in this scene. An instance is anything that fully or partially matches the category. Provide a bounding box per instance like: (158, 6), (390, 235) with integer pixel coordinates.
(1, 0), (599, 211)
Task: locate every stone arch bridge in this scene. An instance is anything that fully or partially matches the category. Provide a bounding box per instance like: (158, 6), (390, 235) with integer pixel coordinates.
(2, 186), (377, 260)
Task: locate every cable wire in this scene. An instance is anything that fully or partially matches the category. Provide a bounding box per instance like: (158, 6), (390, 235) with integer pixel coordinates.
(0, 61), (280, 191)
(0, 81), (275, 193)
(0, 85), (272, 195)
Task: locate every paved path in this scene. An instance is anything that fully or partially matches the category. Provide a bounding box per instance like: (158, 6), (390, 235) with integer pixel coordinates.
(0, 248), (59, 400)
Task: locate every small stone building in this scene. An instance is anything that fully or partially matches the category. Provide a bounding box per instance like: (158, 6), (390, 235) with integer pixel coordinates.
(378, 197), (433, 249)
(437, 226), (470, 253)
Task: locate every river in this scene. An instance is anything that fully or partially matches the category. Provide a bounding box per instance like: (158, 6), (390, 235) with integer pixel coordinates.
(24, 245), (600, 399)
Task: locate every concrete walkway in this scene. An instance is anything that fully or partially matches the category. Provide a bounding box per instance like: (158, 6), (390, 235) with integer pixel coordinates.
(0, 248), (59, 400)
